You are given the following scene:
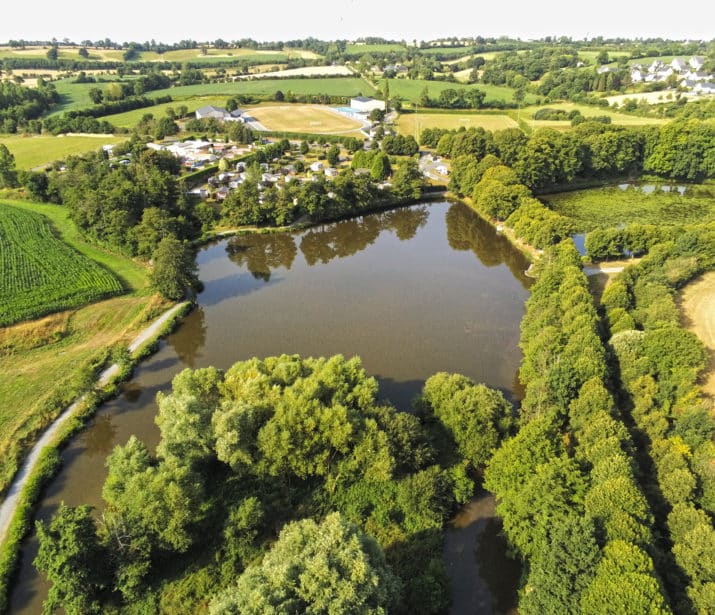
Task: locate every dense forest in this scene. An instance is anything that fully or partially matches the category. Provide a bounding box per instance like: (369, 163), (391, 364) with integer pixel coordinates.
(34, 355), (514, 613)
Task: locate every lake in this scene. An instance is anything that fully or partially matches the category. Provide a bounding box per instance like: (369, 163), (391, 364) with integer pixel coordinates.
(9, 200), (531, 614)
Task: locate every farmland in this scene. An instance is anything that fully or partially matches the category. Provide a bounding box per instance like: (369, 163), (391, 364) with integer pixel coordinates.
(0, 134), (126, 169)
(245, 105), (364, 134)
(345, 43), (406, 54)
(397, 112), (518, 136)
(542, 183), (715, 231)
(0, 203), (123, 326)
(380, 78), (538, 105)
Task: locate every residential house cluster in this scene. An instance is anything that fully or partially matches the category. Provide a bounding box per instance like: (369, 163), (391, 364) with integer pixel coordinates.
(629, 56), (714, 94)
(147, 140), (251, 170)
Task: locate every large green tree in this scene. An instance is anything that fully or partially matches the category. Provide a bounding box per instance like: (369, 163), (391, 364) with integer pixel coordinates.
(150, 236), (199, 300)
(209, 512), (401, 614)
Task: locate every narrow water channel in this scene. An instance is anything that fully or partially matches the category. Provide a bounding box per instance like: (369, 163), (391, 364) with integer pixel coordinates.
(9, 201), (530, 613)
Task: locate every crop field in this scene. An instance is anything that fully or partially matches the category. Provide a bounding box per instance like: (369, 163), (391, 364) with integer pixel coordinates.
(381, 78), (538, 105)
(542, 184), (715, 231)
(0, 134), (126, 169)
(0, 203), (124, 326)
(236, 65), (354, 79)
(397, 112), (518, 136)
(0, 45), (125, 62)
(245, 105), (364, 134)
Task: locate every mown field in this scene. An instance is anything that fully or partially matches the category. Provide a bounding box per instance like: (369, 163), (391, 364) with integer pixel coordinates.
(246, 105), (364, 134)
(397, 112), (518, 136)
(543, 184), (715, 231)
(0, 134), (126, 169)
(345, 43), (406, 54)
(0, 45), (125, 62)
(381, 78), (538, 105)
(0, 203), (123, 326)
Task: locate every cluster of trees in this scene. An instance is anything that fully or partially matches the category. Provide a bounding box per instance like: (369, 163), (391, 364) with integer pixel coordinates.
(183, 118), (255, 144)
(86, 73), (171, 104)
(222, 159), (423, 227)
(39, 146), (205, 261)
(35, 354), (514, 614)
(0, 79), (59, 132)
(600, 227), (715, 612)
(418, 86), (486, 109)
(381, 134), (419, 156)
(426, 120), (715, 187)
(351, 149), (392, 180)
(481, 47), (579, 85)
(65, 95), (172, 120)
(485, 241), (673, 613)
(584, 224), (688, 260)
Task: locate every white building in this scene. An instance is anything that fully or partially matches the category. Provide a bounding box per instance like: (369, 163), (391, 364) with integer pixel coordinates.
(350, 96), (386, 113)
(689, 56), (706, 71)
(195, 106), (245, 122)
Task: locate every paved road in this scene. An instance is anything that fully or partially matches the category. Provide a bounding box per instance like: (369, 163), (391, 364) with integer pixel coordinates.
(0, 301), (189, 546)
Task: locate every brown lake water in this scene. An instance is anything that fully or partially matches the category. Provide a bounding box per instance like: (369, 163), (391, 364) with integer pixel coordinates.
(9, 200), (530, 614)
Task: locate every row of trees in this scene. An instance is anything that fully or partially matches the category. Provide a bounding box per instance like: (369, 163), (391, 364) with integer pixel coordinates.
(35, 354), (514, 613)
(0, 79), (59, 131)
(485, 241), (674, 613)
(600, 227), (715, 612)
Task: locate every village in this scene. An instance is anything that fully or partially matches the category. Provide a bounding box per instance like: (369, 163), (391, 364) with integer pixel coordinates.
(623, 54), (714, 94)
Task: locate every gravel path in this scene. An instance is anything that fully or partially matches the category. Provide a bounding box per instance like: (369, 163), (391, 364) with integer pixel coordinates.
(0, 302), (188, 545)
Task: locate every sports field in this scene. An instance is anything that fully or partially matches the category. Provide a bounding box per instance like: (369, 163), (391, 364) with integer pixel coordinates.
(246, 105), (364, 134)
(0, 134), (126, 169)
(397, 112), (518, 137)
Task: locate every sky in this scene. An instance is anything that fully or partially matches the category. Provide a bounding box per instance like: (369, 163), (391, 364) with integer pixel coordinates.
(2, 0), (713, 44)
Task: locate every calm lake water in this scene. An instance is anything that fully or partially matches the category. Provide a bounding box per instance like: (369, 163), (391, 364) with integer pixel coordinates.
(9, 201), (530, 614)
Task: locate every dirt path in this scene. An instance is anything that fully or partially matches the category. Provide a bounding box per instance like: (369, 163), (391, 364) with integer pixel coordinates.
(680, 271), (715, 400)
(0, 301), (188, 546)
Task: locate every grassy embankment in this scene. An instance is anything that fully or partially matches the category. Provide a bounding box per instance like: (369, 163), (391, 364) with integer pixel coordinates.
(0, 198), (160, 498)
(542, 184), (715, 231)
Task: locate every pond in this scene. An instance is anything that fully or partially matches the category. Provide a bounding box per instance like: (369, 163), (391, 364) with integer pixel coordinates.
(9, 200), (531, 614)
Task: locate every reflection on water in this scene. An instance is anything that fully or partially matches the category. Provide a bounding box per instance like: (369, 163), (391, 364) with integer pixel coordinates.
(9, 201), (530, 614)
(444, 492), (520, 615)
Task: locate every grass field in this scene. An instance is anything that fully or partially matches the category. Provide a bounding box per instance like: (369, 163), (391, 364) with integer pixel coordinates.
(0, 134), (126, 169)
(543, 184), (715, 231)
(149, 77), (376, 100)
(397, 112), (518, 136)
(0, 45), (125, 62)
(236, 65), (354, 80)
(680, 272), (715, 399)
(522, 102), (668, 127)
(246, 105), (364, 134)
(0, 203), (124, 326)
(381, 78), (538, 106)
(49, 78), (136, 115)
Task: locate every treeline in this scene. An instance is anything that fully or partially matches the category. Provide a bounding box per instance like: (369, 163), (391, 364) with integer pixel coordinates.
(34, 354), (515, 614)
(485, 241), (674, 613)
(222, 158), (424, 227)
(425, 119), (715, 187)
(63, 95), (172, 119)
(601, 227), (715, 612)
(481, 46), (580, 84)
(0, 80), (59, 132)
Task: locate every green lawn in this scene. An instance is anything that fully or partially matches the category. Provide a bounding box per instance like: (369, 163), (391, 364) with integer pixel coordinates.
(419, 46), (480, 57)
(522, 102), (668, 127)
(381, 78), (538, 105)
(49, 78), (139, 115)
(0, 199), (147, 291)
(0, 134), (127, 169)
(542, 184), (715, 231)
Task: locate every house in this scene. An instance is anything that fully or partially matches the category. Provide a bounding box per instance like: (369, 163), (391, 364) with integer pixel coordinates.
(694, 82), (715, 95)
(350, 96), (386, 113)
(309, 161), (324, 172)
(689, 56), (706, 71)
(324, 167), (339, 178)
(196, 105), (230, 120)
(215, 187), (230, 200)
(435, 165), (449, 176)
(597, 66), (618, 74)
(671, 57), (688, 72)
(630, 68), (645, 83)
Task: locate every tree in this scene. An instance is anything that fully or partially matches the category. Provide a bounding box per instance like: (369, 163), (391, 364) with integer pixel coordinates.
(208, 513), (401, 614)
(150, 236), (199, 301)
(274, 90), (285, 102)
(46, 45), (58, 60)
(326, 144), (340, 167)
(35, 504), (109, 615)
(78, 47), (89, 58)
(370, 152), (391, 181)
(391, 158), (423, 201)
(0, 144), (18, 188)
(299, 140), (310, 155)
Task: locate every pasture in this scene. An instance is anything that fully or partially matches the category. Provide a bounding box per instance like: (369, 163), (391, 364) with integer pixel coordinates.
(345, 43), (406, 54)
(0, 134), (126, 169)
(0, 203), (123, 326)
(397, 112), (518, 137)
(245, 105), (364, 134)
(235, 65), (354, 79)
